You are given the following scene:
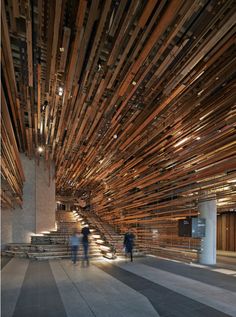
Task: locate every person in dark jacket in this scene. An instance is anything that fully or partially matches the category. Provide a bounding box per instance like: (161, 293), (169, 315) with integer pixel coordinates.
(81, 225), (91, 266)
(123, 229), (135, 262)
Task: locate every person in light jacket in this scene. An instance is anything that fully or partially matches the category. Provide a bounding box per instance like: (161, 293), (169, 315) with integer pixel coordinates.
(70, 230), (80, 264)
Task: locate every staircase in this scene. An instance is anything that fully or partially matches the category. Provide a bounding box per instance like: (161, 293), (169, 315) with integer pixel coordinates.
(4, 211), (102, 260)
(4, 210), (145, 260)
(77, 210), (145, 259)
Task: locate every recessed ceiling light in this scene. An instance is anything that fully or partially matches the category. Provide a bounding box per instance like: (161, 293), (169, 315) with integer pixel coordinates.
(38, 146), (43, 153)
(58, 87), (63, 96)
(113, 134), (118, 139)
(60, 47), (64, 52)
(196, 137), (201, 140)
(132, 81), (137, 86)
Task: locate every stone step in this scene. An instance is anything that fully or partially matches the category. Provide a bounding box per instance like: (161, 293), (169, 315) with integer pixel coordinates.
(34, 254), (103, 261)
(57, 221), (78, 224)
(4, 250), (26, 257)
(8, 244), (100, 252)
(5, 249), (102, 259)
(28, 251), (101, 257)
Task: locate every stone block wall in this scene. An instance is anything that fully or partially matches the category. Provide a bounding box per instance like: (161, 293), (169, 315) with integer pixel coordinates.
(1, 154), (56, 248)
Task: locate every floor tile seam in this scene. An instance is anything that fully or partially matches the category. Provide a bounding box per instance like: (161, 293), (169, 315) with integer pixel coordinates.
(114, 262), (236, 316)
(49, 260), (96, 317)
(145, 257), (236, 275)
(2, 259), (30, 317)
(55, 260), (98, 317)
(12, 260), (67, 317)
(64, 265), (141, 299)
(128, 263), (236, 300)
(1, 257), (13, 270)
(142, 261), (236, 292)
(146, 256), (236, 274)
(90, 262), (164, 299)
(97, 262), (232, 317)
(117, 262), (236, 296)
(63, 261), (148, 295)
(60, 261), (160, 316)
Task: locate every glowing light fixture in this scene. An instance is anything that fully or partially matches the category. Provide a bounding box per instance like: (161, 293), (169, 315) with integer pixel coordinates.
(38, 146), (43, 153)
(58, 87), (63, 96)
(227, 179), (236, 183)
(174, 137), (189, 147)
(197, 89), (204, 96)
(199, 110), (213, 121)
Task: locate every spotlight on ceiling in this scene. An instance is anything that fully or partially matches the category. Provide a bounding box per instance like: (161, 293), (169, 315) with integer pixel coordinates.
(41, 100), (48, 112)
(113, 134), (118, 139)
(174, 137), (189, 147)
(132, 81), (137, 86)
(38, 146), (44, 153)
(58, 87), (63, 96)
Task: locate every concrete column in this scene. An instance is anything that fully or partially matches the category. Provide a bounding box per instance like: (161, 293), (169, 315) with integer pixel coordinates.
(35, 160), (56, 233)
(1, 208), (13, 249)
(198, 199), (217, 265)
(13, 155), (36, 243)
(1, 155), (56, 247)
(11, 155), (56, 243)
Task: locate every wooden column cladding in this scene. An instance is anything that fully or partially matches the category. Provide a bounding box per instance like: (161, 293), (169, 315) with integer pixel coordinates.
(1, 0), (236, 260)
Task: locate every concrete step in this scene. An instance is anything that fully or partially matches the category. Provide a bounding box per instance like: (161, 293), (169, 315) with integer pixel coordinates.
(34, 254), (103, 261)
(5, 248), (102, 259)
(8, 244), (100, 251)
(3, 250), (26, 257)
(28, 251), (101, 258)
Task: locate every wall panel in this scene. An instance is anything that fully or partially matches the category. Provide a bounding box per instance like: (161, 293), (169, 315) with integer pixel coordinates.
(217, 213), (236, 252)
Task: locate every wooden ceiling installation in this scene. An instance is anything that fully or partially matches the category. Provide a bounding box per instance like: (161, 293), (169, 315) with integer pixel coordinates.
(1, 0), (236, 257)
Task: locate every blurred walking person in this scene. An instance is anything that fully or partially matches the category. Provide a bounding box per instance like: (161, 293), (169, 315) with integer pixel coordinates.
(70, 230), (80, 264)
(124, 229), (135, 262)
(81, 225), (91, 266)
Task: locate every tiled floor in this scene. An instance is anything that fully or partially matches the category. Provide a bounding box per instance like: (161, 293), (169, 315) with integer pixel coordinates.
(1, 256), (236, 317)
